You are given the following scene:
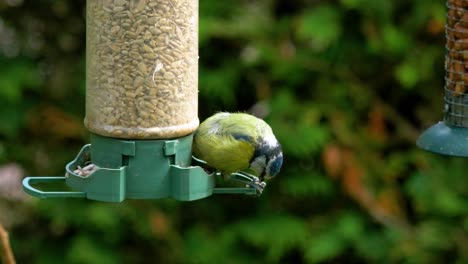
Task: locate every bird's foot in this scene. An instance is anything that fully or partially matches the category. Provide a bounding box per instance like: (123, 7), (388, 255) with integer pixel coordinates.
(230, 172), (266, 195)
(246, 180), (267, 195)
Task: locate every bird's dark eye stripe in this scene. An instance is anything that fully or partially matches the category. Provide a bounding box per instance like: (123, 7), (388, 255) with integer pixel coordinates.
(268, 156), (283, 177)
(254, 141), (269, 157)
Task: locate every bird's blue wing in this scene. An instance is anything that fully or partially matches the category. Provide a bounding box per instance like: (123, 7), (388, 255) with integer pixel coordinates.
(231, 133), (254, 143)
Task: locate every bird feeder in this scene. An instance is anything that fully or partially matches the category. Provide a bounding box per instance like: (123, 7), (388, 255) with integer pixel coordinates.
(22, 0), (257, 202)
(417, 0), (468, 156)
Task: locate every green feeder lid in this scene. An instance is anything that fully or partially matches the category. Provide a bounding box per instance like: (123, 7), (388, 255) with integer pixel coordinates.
(416, 121), (468, 157)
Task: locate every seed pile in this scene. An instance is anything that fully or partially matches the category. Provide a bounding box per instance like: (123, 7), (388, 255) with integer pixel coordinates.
(85, 0), (199, 139)
(446, 0), (468, 126)
(73, 164), (98, 177)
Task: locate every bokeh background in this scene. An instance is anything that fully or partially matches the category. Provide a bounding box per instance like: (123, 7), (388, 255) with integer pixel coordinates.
(1, 0), (467, 263)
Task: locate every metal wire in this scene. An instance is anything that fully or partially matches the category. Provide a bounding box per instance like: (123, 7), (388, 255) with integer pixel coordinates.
(444, 1), (468, 127)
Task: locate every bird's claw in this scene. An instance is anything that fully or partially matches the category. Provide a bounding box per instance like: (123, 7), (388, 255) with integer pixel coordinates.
(229, 172), (267, 195)
(246, 180), (267, 195)
(240, 173), (266, 195)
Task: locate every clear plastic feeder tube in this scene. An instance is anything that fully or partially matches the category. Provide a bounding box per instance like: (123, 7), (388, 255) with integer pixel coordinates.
(85, 0), (199, 139)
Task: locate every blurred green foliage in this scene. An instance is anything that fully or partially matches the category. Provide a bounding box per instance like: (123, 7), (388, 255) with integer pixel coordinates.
(1, 0), (467, 263)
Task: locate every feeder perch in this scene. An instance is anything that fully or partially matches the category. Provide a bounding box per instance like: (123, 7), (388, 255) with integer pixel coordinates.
(22, 0), (258, 202)
(417, 0), (468, 157)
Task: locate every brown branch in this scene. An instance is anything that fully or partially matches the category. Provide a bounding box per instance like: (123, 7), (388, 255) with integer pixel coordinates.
(0, 224), (15, 264)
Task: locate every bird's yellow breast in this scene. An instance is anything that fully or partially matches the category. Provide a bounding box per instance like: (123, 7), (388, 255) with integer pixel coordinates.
(193, 132), (255, 174)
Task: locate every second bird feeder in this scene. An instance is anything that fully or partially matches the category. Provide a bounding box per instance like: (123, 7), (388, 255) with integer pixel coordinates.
(417, 0), (468, 156)
(22, 0), (257, 202)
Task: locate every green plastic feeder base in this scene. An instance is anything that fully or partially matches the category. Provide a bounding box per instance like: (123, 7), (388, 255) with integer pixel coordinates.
(417, 121), (468, 157)
(23, 133), (258, 202)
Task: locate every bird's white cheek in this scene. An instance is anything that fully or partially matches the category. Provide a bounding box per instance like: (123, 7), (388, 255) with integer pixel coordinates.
(249, 156), (266, 175)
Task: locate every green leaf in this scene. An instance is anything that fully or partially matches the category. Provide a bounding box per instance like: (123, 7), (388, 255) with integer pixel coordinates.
(395, 60), (419, 89)
(296, 5), (342, 51)
(434, 190), (468, 216)
(0, 60), (40, 102)
(416, 221), (453, 250)
(281, 171), (334, 198)
(269, 90), (331, 157)
(66, 235), (120, 264)
(336, 212), (364, 242)
(304, 230), (345, 263)
(199, 67), (237, 107)
(235, 215), (309, 262)
(354, 230), (391, 262)
(184, 226), (240, 264)
(87, 204), (121, 231)
(340, 0), (362, 9)
(0, 104), (24, 138)
(382, 24), (411, 55)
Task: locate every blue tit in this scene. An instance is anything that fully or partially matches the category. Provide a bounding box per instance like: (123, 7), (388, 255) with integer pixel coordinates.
(192, 112), (283, 192)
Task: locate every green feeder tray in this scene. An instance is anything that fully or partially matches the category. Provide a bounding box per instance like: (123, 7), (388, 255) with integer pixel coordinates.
(417, 121), (468, 157)
(22, 133), (258, 202)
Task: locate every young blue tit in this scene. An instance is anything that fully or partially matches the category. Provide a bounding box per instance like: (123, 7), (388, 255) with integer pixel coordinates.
(192, 112), (283, 192)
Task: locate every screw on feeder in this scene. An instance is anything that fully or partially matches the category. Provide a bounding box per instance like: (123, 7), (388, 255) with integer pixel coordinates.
(417, 0), (468, 157)
(22, 0), (263, 201)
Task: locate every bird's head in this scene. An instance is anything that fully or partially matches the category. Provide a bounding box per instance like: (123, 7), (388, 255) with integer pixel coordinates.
(249, 137), (283, 181)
